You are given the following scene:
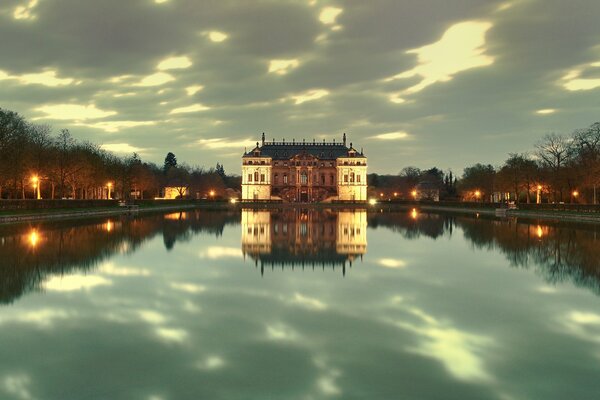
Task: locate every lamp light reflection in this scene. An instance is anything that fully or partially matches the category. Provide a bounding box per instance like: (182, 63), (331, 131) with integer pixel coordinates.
(536, 225), (544, 238)
(28, 230), (39, 247)
(104, 220), (113, 232)
(411, 208), (418, 220)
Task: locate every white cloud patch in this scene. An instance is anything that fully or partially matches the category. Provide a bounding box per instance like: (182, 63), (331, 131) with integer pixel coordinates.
(561, 61), (600, 91)
(268, 59), (299, 75)
(377, 258), (407, 268)
(170, 282), (206, 294)
(44, 274), (112, 292)
(319, 7), (342, 25)
(36, 104), (116, 120)
(536, 109), (556, 115)
(386, 21), (494, 96)
(0, 308), (70, 328)
(101, 143), (145, 154)
(77, 120), (156, 133)
(13, 0), (39, 20)
(170, 104), (211, 114)
(193, 139), (254, 150)
(207, 31), (228, 42)
(2, 374), (35, 400)
(369, 131), (410, 141)
(266, 323), (298, 341)
(157, 56), (192, 70)
(196, 356), (225, 370)
(135, 72), (175, 87)
(156, 327), (188, 343)
(0, 69), (75, 87)
(291, 293), (327, 311)
(139, 310), (167, 325)
(99, 262), (150, 276)
(185, 85), (204, 96)
(290, 89), (329, 104)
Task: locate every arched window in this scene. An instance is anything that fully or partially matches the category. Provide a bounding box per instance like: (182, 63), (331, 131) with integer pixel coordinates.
(301, 172), (308, 184)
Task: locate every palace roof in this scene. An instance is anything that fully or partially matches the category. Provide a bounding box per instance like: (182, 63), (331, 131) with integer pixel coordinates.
(243, 134), (366, 160)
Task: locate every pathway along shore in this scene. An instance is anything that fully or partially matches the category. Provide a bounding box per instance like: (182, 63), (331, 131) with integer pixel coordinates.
(1, 200), (599, 224)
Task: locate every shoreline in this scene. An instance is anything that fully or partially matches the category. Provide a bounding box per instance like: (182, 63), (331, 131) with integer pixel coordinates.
(1, 201), (599, 225)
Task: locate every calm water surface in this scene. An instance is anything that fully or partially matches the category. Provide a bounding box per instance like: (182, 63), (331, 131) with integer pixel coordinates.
(1, 209), (600, 400)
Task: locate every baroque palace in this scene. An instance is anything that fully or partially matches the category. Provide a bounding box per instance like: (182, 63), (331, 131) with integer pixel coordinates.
(242, 133), (367, 202)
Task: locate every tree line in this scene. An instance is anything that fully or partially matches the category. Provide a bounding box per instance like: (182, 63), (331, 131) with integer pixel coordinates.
(0, 107), (238, 200)
(369, 122), (600, 204)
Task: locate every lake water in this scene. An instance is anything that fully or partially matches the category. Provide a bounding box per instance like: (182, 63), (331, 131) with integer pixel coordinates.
(1, 208), (600, 400)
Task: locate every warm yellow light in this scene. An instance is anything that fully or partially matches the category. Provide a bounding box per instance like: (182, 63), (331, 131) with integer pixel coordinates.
(411, 208), (418, 220)
(475, 190), (481, 198)
(537, 185), (542, 190)
(28, 230), (39, 247)
(31, 176), (39, 184)
(394, 192), (398, 197)
(536, 225), (543, 238)
(104, 220), (113, 232)
(209, 190), (215, 197)
(573, 190), (579, 197)
(411, 190), (417, 197)
(230, 198), (237, 204)
(368, 198), (377, 205)
(380, 192), (384, 197)
(107, 182), (113, 188)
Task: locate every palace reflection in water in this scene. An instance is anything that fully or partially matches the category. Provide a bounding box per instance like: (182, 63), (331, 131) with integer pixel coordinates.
(241, 209), (367, 275)
(1, 209), (600, 399)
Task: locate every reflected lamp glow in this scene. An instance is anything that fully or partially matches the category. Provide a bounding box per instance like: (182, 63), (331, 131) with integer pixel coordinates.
(411, 208), (418, 220)
(536, 225), (544, 238)
(104, 220), (113, 232)
(28, 230), (39, 248)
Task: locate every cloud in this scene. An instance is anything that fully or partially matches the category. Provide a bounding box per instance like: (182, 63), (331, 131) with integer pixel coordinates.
(386, 20), (494, 96)
(77, 120), (156, 133)
(196, 356), (225, 370)
(291, 293), (327, 311)
(198, 245), (243, 258)
(101, 143), (145, 154)
(2, 374), (34, 400)
(266, 323), (298, 341)
(13, 0), (39, 20)
(535, 109), (556, 115)
(0, 309), (70, 327)
(289, 89), (329, 104)
(377, 258), (407, 268)
(135, 72), (175, 87)
(319, 7), (343, 25)
(0, 69), (76, 87)
(99, 262), (151, 276)
(268, 59), (300, 75)
(170, 282), (206, 294)
(36, 104), (117, 120)
(369, 131), (410, 140)
(185, 85), (204, 95)
(139, 310), (167, 325)
(157, 56), (192, 71)
(156, 327), (188, 343)
(561, 61), (600, 91)
(169, 104), (211, 114)
(44, 274), (112, 291)
(207, 31), (228, 42)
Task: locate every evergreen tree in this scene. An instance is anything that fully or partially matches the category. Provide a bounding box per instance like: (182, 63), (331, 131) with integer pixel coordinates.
(163, 152), (177, 173)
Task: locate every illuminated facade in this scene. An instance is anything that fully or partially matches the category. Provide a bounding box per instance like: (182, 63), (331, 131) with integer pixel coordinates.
(241, 208), (367, 274)
(242, 133), (367, 202)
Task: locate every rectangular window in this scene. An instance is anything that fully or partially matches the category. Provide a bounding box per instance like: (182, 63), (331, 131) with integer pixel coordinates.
(330, 174), (334, 185)
(274, 174), (278, 184)
(321, 174), (325, 185)
(248, 174), (252, 182)
(344, 174), (348, 183)
(260, 174), (265, 182)
(283, 174), (288, 184)
(357, 175), (361, 183)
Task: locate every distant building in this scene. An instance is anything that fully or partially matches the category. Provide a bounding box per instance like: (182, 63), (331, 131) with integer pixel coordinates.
(162, 186), (188, 199)
(241, 133), (367, 202)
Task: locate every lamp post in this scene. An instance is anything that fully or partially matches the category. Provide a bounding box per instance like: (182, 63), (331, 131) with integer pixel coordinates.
(31, 176), (40, 199)
(107, 182), (113, 199)
(536, 185), (542, 204)
(572, 190), (579, 203)
(475, 190), (481, 202)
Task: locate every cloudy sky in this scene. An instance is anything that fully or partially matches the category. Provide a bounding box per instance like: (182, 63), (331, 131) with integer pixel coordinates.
(1, 0), (600, 174)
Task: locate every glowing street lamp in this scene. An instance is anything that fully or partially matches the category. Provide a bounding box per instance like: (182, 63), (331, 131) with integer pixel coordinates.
(368, 198), (377, 206)
(209, 190), (215, 198)
(107, 182), (113, 199)
(572, 190), (579, 203)
(411, 190), (417, 199)
(31, 175), (40, 199)
(536, 185), (542, 204)
(475, 190), (481, 201)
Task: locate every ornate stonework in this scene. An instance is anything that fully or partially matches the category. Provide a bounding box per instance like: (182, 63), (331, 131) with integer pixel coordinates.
(242, 133), (367, 202)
